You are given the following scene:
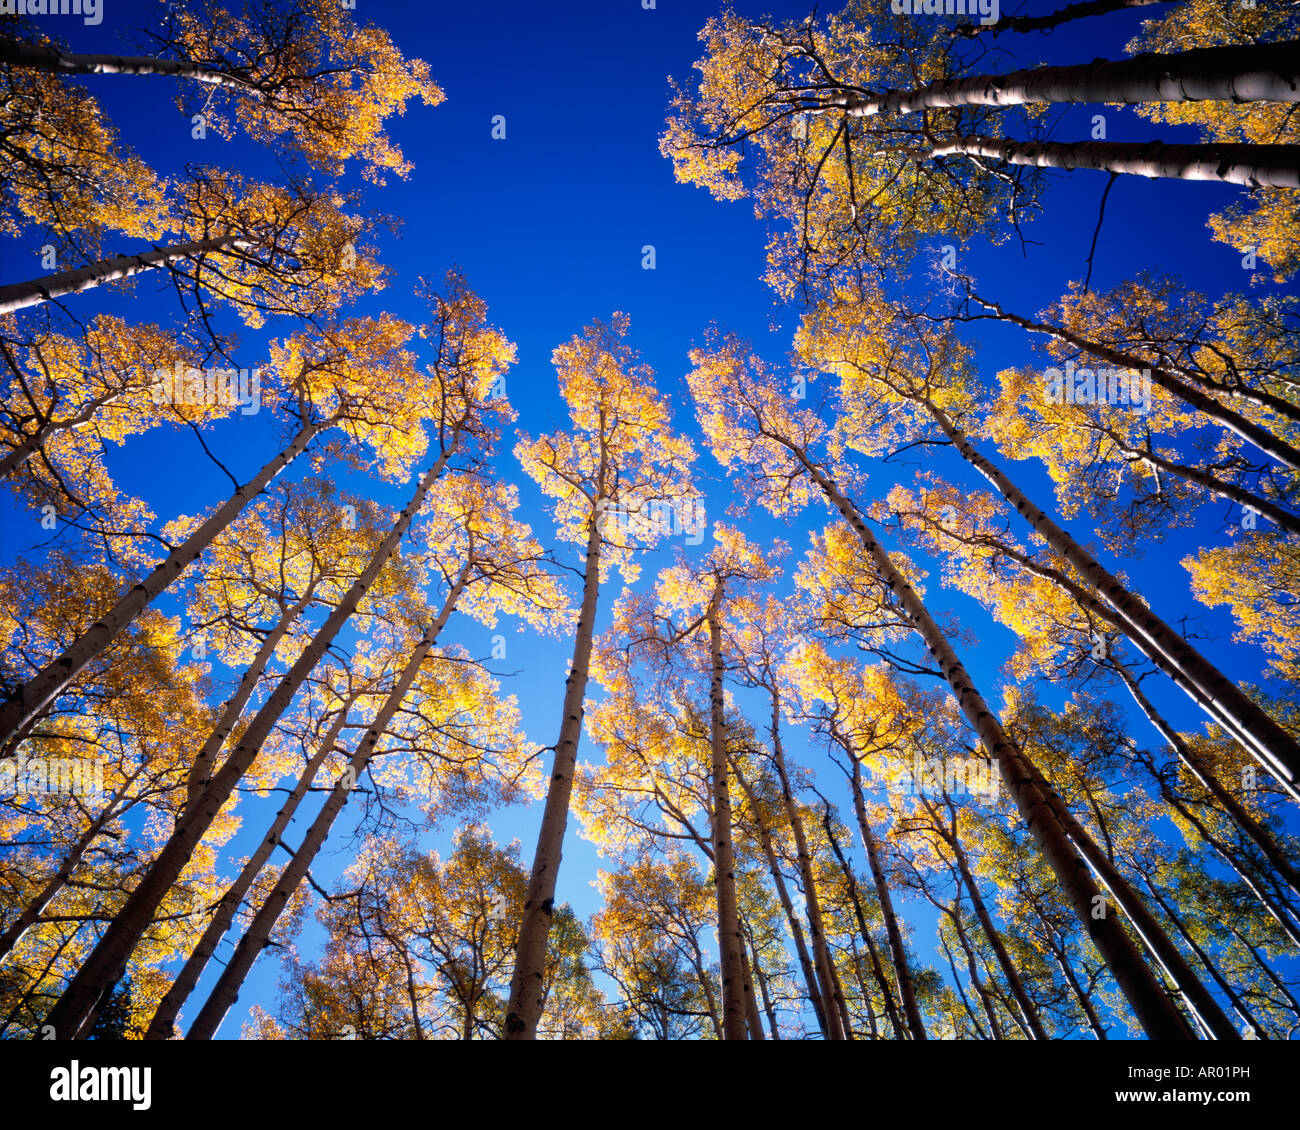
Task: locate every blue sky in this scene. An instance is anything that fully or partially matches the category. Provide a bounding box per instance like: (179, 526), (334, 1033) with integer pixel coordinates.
(3, 0), (1294, 1038)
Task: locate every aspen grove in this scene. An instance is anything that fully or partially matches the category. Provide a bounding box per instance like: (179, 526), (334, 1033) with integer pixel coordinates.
(1, 0), (1298, 1044)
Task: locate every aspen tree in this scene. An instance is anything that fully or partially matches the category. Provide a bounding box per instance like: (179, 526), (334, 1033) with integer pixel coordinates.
(504, 314), (695, 1039)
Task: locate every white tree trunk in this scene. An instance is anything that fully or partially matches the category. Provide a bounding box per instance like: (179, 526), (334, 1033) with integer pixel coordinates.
(0, 237), (252, 317)
(503, 502), (603, 1039)
(184, 569), (469, 1039)
(182, 589), (317, 811)
(0, 39), (262, 94)
(930, 136), (1300, 189)
(1113, 658), (1300, 901)
(1008, 547), (1300, 804)
(0, 770), (139, 961)
(768, 708), (846, 1039)
(843, 743), (928, 1040)
(965, 292), (1300, 472)
(793, 452), (1194, 1037)
(732, 762), (837, 1036)
(956, 0), (1175, 38)
(706, 581), (750, 1040)
(41, 442), (459, 1038)
(1098, 439), (1300, 537)
(822, 40), (1300, 117)
(0, 387), (133, 481)
(1016, 754), (1240, 1039)
(927, 401), (1300, 795)
(0, 419), (325, 750)
(143, 693), (361, 1039)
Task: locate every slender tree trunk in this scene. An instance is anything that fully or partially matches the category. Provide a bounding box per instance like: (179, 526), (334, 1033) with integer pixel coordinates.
(826, 947), (856, 1040)
(1005, 547), (1300, 804)
(1114, 659), (1300, 901)
(1016, 754), (1240, 1039)
(1156, 784), (1300, 948)
(966, 305), (1300, 425)
(1230, 926), (1300, 1019)
(964, 292), (1300, 473)
(768, 698), (846, 1038)
(0, 771), (138, 961)
(930, 137), (1300, 189)
(704, 580), (748, 1040)
(940, 930), (989, 1038)
(41, 441), (459, 1038)
(923, 795), (1049, 1039)
(503, 501), (603, 1039)
(403, 954), (426, 1041)
(747, 929), (781, 1039)
(0, 930), (77, 1037)
(0, 237), (252, 317)
(950, 909), (1005, 1038)
(820, 803), (907, 1038)
(144, 692), (361, 1039)
(842, 745), (928, 1040)
(692, 945), (724, 1041)
(1141, 875), (1264, 1039)
(184, 588), (317, 811)
(0, 39), (264, 93)
(823, 40), (1300, 117)
(956, 0), (1177, 38)
(1045, 930), (1109, 1039)
(733, 763), (833, 1036)
(737, 929), (765, 1040)
(847, 939), (880, 1039)
(1099, 439), (1300, 537)
(791, 450), (1193, 1037)
(185, 571), (468, 1039)
(0, 419), (326, 751)
(925, 401), (1300, 795)
(0, 389), (129, 481)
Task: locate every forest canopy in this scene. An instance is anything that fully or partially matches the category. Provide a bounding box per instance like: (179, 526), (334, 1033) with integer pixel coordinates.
(1, 0), (1298, 1049)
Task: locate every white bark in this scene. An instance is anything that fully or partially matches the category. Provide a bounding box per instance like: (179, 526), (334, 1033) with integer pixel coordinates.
(0, 419), (325, 751)
(768, 713), (846, 1039)
(503, 501), (602, 1039)
(185, 569), (469, 1040)
(793, 451), (1193, 1037)
(930, 136), (1300, 189)
(0, 39), (263, 94)
(1009, 548), (1300, 804)
(0, 238), (252, 317)
(821, 40), (1300, 117)
(1114, 659), (1300, 903)
(841, 737), (928, 1040)
(956, 0), (1176, 38)
(0, 771), (139, 961)
(706, 580), (750, 1040)
(42, 441), (460, 1038)
(927, 402), (1300, 796)
(182, 589), (317, 811)
(966, 292), (1300, 473)
(144, 693), (361, 1040)
(1017, 755), (1240, 1039)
